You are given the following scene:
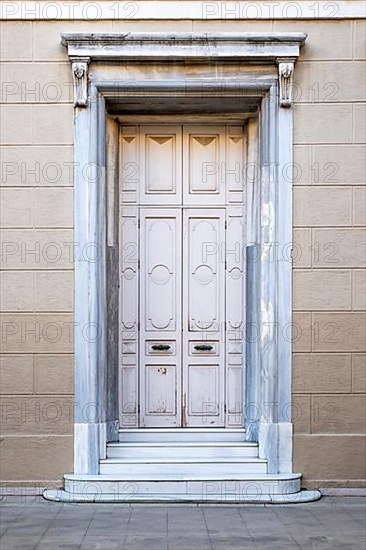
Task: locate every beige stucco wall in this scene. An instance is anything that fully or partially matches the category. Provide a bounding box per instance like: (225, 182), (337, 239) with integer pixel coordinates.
(0, 18), (365, 489)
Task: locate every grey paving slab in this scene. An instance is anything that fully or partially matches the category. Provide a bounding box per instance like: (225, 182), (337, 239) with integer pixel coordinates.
(79, 538), (124, 550)
(35, 539), (84, 550)
(213, 543), (255, 550)
(0, 534), (41, 550)
(0, 497), (365, 550)
(123, 535), (169, 549)
(167, 535), (212, 549)
(86, 524), (129, 534)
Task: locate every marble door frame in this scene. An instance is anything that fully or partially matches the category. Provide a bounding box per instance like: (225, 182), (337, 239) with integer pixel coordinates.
(61, 32), (306, 475)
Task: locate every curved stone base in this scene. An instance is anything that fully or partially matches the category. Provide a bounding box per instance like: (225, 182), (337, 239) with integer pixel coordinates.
(44, 488), (321, 504)
(43, 473), (321, 504)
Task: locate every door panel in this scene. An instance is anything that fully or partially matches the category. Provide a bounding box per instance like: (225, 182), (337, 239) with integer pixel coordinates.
(144, 217), (178, 332)
(225, 207), (245, 426)
(187, 364), (220, 415)
(226, 125), (246, 205)
(183, 209), (225, 427)
(119, 207), (139, 427)
(140, 125), (182, 205)
(139, 208), (182, 427)
(184, 210), (225, 333)
(120, 126), (139, 205)
(145, 364), (177, 416)
(183, 126), (225, 205)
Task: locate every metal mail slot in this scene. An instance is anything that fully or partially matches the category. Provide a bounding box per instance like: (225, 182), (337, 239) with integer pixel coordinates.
(146, 341), (175, 355)
(189, 341), (218, 355)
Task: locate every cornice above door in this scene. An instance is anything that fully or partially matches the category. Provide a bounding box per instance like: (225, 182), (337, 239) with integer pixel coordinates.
(61, 32), (306, 108)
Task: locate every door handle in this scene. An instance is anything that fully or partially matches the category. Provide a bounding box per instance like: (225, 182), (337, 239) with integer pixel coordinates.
(151, 344), (171, 351)
(194, 344), (213, 351)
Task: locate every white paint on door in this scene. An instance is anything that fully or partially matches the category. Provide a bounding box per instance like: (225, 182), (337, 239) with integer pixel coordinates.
(119, 124), (246, 428)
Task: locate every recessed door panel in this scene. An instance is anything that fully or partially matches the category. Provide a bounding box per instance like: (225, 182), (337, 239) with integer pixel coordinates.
(226, 126), (246, 205)
(140, 125), (182, 204)
(183, 125), (225, 205)
(185, 211), (225, 333)
(144, 217), (177, 332)
(119, 207), (139, 427)
(145, 365), (177, 417)
(226, 207), (245, 426)
(187, 365), (220, 417)
(120, 126), (139, 204)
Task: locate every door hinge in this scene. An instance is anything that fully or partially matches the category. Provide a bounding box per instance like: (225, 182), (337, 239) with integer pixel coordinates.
(225, 220), (227, 230)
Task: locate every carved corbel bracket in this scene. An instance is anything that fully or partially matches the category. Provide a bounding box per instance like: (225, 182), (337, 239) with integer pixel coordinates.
(277, 59), (295, 108)
(71, 58), (90, 107)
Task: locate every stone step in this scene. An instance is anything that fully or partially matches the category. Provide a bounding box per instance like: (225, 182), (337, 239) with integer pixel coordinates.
(107, 441), (258, 459)
(99, 457), (267, 475)
(118, 428), (246, 443)
(61, 472), (303, 499)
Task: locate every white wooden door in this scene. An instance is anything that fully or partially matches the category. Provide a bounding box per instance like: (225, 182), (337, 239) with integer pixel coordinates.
(119, 124), (246, 428)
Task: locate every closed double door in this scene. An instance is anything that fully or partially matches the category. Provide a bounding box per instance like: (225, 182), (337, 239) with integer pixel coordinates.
(119, 125), (246, 428)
